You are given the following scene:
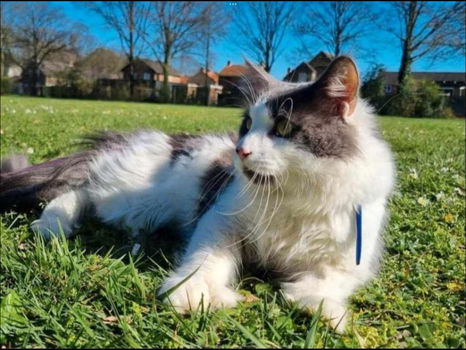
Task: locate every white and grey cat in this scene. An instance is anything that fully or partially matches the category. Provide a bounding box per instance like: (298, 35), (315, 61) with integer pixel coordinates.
(0, 56), (395, 332)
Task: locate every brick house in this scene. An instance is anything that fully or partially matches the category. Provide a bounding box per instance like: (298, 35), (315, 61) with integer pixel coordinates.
(120, 58), (187, 101)
(187, 68), (222, 105)
(284, 51), (334, 82)
(120, 58), (183, 84)
(218, 61), (248, 106)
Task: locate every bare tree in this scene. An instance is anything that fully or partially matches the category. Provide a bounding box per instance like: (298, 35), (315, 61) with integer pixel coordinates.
(230, 2), (295, 73)
(295, 1), (378, 57)
(5, 2), (84, 95)
(198, 2), (229, 105)
(86, 1), (150, 98)
(144, 1), (206, 102)
(0, 2), (13, 76)
(386, 1), (465, 87)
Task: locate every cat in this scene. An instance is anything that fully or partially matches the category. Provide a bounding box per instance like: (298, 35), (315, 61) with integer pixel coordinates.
(0, 56), (395, 332)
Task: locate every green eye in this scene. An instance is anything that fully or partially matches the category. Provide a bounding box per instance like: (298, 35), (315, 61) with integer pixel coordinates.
(275, 120), (292, 137)
(245, 118), (252, 130)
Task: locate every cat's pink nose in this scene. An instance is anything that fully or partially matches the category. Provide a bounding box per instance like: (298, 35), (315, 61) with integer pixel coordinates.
(236, 147), (252, 160)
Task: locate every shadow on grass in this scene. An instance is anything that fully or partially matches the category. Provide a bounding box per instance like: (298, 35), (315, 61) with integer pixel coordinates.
(3, 209), (186, 273)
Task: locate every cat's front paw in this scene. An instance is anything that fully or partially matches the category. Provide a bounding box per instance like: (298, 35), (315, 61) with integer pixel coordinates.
(282, 289), (348, 333)
(158, 271), (243, 312)
(31, 217), (71, 240)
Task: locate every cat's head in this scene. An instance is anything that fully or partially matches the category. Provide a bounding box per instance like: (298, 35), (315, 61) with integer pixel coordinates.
(234, 56), (361, 186)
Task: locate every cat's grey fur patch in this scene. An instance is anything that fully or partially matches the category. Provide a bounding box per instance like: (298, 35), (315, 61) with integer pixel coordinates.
(266, 85), (359, 159)
(197, 149), (234, 217)
(168, 133), (203, 163)
(0, 152), (91, 211)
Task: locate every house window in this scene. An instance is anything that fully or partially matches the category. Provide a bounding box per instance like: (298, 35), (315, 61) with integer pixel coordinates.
(143, 73), (151, 81)
(297, 72), (308, 82)
(384, 84), (392, 94)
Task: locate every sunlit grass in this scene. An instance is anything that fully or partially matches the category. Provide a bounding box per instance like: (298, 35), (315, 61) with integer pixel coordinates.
(1, 95), (465, 348)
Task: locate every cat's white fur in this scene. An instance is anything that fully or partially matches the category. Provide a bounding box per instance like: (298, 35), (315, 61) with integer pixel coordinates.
(32, 68), (395, 333)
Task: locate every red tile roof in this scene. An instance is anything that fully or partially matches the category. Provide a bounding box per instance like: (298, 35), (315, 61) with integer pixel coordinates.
(219, 64), (248, 77)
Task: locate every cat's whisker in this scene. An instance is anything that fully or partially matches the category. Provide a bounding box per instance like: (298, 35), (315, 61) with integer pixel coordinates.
(216, 170), (262, 216)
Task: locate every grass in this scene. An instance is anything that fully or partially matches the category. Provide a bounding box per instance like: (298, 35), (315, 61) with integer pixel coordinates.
(1, 95), (465, 348)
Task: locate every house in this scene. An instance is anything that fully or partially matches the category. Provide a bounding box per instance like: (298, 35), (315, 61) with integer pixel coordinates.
(218, 61), (249, 106)
(284, 51), (334, 83)
(119, 58), (187, 101)
(381, 72), (465, 98)
(120, 58), (183, 84)
(187, 68), (222, 105)
(19, 50), (79, 95)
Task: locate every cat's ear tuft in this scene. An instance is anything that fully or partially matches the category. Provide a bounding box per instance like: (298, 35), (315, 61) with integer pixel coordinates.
(316, 56), (359, 118)
(241, 59), (277, 99)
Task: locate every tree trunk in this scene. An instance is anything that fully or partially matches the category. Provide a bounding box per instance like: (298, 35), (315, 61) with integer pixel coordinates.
(398, 43), (413, 88)
(204, 35), (210, 106)
(397, 1), (417, 91)
(30, 64), (38, 96)
(161, 58), (170, 103)
(129, 2), (135, 99)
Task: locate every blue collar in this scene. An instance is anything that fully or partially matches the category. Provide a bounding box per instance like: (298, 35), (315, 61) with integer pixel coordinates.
(355, 205), (362, 265)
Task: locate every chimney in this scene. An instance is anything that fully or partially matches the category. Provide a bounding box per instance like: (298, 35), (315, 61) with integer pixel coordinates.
(201, 67), (206, 73)
(287, 67), (291, 74)
(227, 60), (231, 66)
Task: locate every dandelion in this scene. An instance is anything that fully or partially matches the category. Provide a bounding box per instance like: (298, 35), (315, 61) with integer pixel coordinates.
(417, 197), (430, 206)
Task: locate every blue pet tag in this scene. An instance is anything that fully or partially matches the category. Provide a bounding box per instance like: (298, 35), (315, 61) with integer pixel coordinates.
(355, 205), (362, 265)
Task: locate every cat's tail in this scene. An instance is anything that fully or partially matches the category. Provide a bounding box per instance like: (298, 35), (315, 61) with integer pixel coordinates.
(0, 152), (91, 212)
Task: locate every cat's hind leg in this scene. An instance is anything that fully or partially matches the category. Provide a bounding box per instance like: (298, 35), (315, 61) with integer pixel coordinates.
(31, 188), (89, 240)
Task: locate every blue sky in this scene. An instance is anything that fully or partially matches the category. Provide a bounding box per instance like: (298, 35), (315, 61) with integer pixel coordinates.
(55, 1), (464, 79)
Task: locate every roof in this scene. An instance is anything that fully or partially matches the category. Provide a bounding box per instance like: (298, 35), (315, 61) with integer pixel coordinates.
(187, 69), (220, 85)
(218, 64), (248, 77)
(383, 72), (466, 85)
(121, 58), (182, 77)
(283, 51), (333, 81)
(283, 61), (316, 81)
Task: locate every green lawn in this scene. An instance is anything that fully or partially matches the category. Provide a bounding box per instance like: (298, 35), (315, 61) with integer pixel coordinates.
(1, 95), (465, 348)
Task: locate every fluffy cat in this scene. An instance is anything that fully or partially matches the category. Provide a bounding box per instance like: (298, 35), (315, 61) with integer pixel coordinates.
(0, 56), (395, 332)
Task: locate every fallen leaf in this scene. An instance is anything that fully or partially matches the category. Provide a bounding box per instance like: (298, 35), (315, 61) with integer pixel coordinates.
(243, 293), (260, 303)
(102, 315), (118, 324)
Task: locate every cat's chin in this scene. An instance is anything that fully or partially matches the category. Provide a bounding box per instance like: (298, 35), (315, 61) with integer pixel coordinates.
(242, 166), (275, 185)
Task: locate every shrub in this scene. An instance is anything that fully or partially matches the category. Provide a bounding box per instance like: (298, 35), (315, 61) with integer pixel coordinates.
(361, 64), (387, 111)
(383, 77), (454, 118)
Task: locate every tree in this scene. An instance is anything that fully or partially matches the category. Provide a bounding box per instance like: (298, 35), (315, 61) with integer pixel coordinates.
(5, 2), (82, 95)
(0, 2), (13, 76)
(198, 2), (229, 105)
(87, 1), (150, 98)
(230, 2), (295, 73)
(76, 48), (125, 80)
(386, 1), (465, 88)
(295, 1), (377, 57)
(361, 64), (387, 111)
(144, 1), (206, 102)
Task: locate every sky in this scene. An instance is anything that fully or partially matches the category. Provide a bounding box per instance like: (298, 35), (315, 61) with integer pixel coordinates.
(53, 1), (465, 79)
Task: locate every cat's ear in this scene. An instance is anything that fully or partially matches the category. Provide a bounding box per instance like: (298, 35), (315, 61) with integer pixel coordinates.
(241, 60), (278, 99)
(315, 56), (359, 118)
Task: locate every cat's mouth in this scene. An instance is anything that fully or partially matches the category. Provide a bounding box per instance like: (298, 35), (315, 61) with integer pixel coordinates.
(242, 167), (275, 185)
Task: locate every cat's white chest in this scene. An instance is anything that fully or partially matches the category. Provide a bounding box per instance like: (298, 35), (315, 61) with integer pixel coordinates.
(243, 201), (354, 271)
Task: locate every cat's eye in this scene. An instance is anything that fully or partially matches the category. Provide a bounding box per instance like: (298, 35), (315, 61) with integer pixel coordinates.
(245, 117), (252, 130)
(274, 120), (292, 137)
